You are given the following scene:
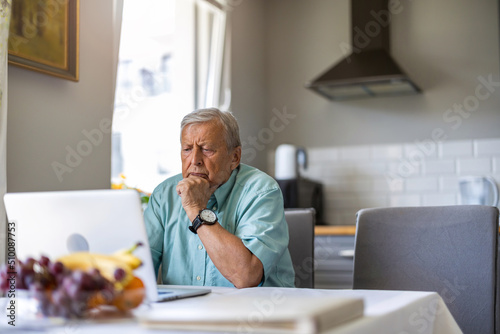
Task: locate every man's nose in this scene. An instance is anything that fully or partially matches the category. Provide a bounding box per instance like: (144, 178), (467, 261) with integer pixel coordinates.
(191, 147), (203, 165)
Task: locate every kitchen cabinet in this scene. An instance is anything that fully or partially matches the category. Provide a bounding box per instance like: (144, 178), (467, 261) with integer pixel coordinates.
(314, 232), (355, 289)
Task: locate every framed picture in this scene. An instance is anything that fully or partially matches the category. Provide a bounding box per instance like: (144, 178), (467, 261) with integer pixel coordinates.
(8, 0), (79, 81)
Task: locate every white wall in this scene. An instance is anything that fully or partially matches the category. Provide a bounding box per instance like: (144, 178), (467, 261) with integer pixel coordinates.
(264, 0), (500, 152)
(7, 0), (122, 192)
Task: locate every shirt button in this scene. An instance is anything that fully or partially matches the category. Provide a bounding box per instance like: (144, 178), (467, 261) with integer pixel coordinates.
(196, 276), (201, 281)
(198, 244), (203, 250)
(213, 206), (217, 210)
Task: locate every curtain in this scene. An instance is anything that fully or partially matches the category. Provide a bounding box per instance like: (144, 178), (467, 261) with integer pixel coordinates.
(0, 1), (11, 265)
(195, 0), (231, 110)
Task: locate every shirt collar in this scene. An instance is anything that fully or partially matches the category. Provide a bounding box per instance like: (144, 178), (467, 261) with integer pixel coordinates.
(211, 164), (240, 208)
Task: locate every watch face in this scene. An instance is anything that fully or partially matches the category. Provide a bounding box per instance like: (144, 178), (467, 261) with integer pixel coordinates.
(200, 209), (217, 223)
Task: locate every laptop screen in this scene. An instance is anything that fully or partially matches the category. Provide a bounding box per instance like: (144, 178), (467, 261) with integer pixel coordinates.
(4, 189), (159, 302)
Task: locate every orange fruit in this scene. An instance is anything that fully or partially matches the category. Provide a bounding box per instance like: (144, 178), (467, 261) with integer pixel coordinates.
(87, 290), (115, 309)
(112, 276), (145, 311)
(124, 276), (145, 290)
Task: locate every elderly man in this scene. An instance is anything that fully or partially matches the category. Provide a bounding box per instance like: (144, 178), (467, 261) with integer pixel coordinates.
(144, 108), (295, 288)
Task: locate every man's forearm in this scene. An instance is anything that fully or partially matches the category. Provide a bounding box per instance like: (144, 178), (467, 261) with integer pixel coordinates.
(197, 223), (263, 288)
(176, 175), (262, 287)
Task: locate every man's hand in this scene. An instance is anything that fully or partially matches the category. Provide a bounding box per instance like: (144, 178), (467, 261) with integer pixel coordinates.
(176, 176), (218, 221)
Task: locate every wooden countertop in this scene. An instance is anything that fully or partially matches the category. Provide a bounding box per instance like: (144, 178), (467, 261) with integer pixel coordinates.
(315, 225), (500, 235)
(315, 225), (356, 236)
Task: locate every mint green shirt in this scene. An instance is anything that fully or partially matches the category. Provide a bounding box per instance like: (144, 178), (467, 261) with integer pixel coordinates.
(144, 163), (295, 287)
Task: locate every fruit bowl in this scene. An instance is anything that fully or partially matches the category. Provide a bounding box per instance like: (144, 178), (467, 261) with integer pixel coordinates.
(17, 285), (147, 321)
(1, 247), (146, 320)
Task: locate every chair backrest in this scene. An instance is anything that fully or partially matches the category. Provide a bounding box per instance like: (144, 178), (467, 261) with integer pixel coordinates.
(353, 205), (499, 334)
(285, 208), (315, 288)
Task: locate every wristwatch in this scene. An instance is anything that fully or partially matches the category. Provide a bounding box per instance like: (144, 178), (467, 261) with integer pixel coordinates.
(189, 209), (218, 234)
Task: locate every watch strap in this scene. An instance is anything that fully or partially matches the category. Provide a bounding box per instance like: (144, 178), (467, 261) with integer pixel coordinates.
(189, 216), (203, 234)
(189, 209), (218, 234)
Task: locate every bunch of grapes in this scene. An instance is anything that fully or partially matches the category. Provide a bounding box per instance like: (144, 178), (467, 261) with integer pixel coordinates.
(0, 256), (115, 318)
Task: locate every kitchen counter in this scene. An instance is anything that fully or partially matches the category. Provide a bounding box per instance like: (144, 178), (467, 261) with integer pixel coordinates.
(315, 225), (500, 235)
(315, 225), (356, 235)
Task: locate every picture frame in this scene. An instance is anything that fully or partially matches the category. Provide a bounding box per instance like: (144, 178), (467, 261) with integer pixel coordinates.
(8, 0), (79, 81)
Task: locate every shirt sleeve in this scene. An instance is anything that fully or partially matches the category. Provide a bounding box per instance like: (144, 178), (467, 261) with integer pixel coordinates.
(143, 190), (165, 278)
(235, 187), (289, 285)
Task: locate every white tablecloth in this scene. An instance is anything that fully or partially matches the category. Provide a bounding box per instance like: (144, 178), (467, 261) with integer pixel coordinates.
(0, 287), (462, 334)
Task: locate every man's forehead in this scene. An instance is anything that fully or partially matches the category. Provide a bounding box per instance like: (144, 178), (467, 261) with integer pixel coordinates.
(181, 121), (224, 142)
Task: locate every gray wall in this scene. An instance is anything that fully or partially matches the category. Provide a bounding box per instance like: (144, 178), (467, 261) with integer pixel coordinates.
(7, 0), (122, 192)
(231, 0), (268, 171)
(6, 0), (499, 190)
(264, 0), (500, 151)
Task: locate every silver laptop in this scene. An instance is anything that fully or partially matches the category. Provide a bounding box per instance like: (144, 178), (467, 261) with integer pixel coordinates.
(3, 189), (211, 303)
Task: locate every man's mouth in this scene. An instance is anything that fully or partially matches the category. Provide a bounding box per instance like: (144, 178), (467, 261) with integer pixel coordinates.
(189, 172), (208, 179)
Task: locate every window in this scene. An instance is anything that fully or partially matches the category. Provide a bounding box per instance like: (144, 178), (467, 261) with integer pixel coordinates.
(112, 0), (230, 194)
(112, 0), (194, 193)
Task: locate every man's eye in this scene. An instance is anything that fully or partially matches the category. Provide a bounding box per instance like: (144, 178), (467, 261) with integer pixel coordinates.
(183, 148), (192, 152)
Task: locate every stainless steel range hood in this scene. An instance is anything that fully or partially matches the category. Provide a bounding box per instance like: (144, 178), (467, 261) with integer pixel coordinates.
(306, 0), (421, 101)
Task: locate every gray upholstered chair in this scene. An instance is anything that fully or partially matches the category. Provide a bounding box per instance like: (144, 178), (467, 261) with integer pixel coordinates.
(285, 208), (315, 288)
(352, 205), (499, 334)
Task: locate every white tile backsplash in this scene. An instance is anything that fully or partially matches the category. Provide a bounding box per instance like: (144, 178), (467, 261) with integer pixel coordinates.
(405, 177), (439, 192)
(475, 139), (500, 156)
(439, 176), (461, 191)
(373, 178), (404, 192)
(422, 193), (457, 206)
(328, 195), (360, 210)
(457, 157), (492, 174)
(494, 157), (500, 173)
(404, 142), (439, 159)
(339, 146), (371, 160)
(371, 144), (403, 160)
(389, 194), (421, 207)
(353, 162), (387, 176)
(387, 160), (421, 177)
(307, 147), (339, 162)
(289, 138), (500, 225)
(336, 178), (373, 193)
(423, 159), (456, 175)
(439, 140), (474, 158)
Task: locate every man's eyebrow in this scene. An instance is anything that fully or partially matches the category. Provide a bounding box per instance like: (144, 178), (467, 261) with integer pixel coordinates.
(198, 141), (212, 147)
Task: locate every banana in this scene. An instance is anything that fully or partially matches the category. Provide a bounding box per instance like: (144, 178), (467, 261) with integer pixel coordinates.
(57, 253), (133, 290)
(111, 242), (143, 270)
(56, 243), (143, 290)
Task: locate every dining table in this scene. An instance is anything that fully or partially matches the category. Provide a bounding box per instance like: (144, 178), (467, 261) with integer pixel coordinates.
(1, 285), (462, 334)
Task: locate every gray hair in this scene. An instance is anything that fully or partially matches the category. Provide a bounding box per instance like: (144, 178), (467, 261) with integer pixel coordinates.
(180, 108), (241, 149)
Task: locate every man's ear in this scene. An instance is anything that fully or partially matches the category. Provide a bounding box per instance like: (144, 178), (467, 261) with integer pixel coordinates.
(230, 146), (242, 170)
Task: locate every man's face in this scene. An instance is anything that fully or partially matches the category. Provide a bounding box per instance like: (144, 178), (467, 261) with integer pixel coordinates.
(181, 121), (241, 188)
